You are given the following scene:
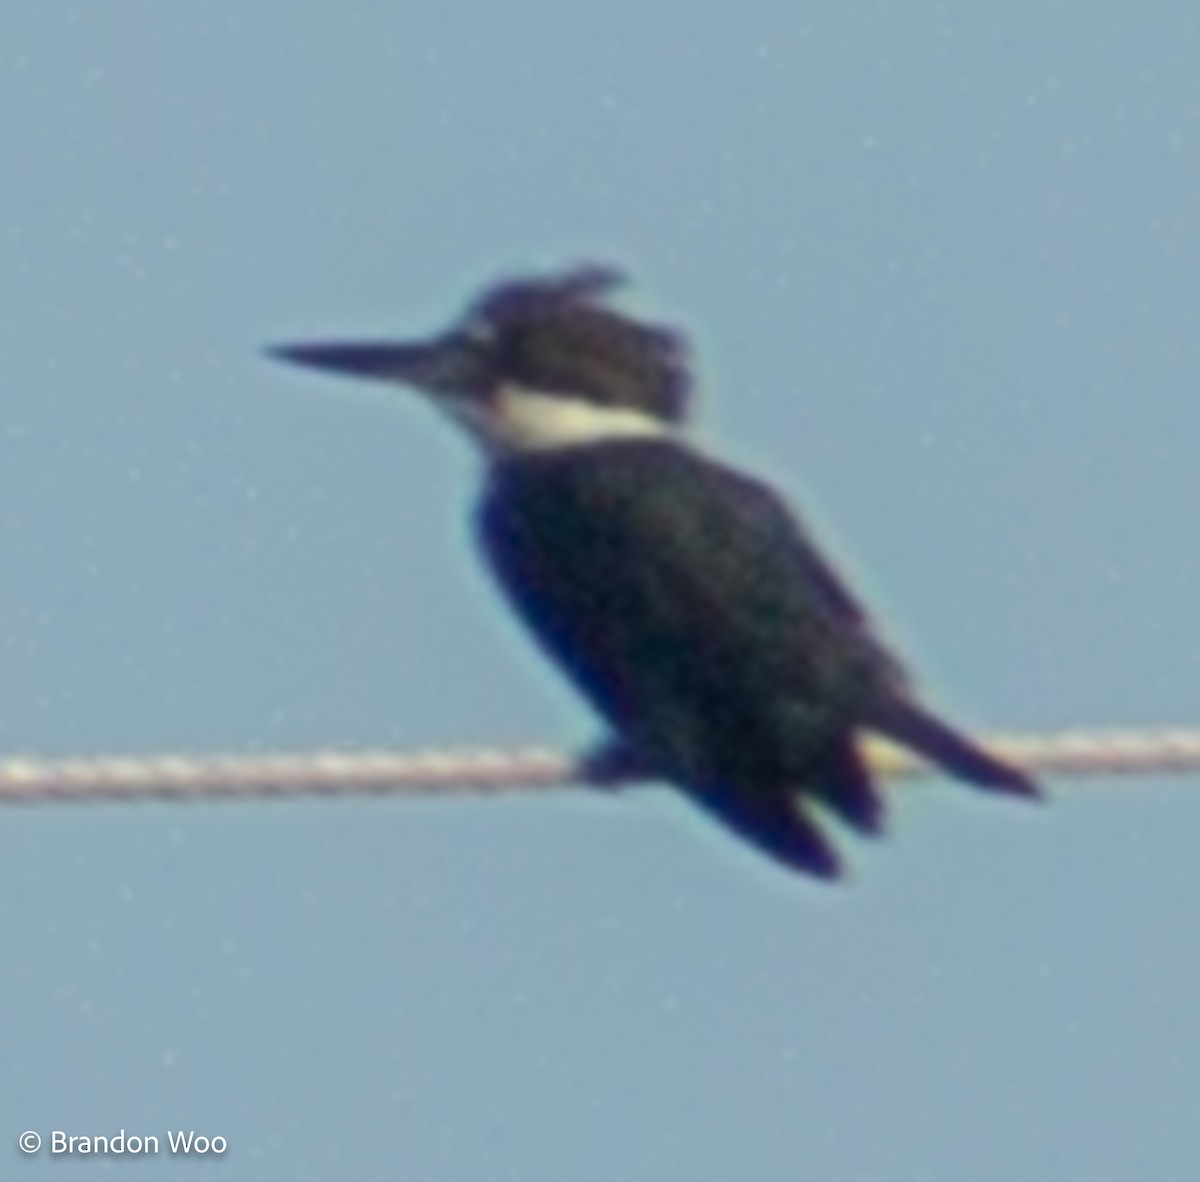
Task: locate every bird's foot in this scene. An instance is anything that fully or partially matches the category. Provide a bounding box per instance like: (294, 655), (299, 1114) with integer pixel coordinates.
(577, 741), (659, 791)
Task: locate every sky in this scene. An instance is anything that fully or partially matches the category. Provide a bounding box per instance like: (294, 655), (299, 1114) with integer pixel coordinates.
(2, 2), (1200, 1178)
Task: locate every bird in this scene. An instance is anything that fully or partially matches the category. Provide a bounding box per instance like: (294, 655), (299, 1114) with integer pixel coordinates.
(270, 263), (1039, 880)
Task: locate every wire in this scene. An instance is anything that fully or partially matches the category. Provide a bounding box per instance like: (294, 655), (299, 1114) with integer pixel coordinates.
(0, 727), (1198, 805)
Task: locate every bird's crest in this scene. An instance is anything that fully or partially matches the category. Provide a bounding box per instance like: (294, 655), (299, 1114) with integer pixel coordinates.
(462, 263), (693, 424)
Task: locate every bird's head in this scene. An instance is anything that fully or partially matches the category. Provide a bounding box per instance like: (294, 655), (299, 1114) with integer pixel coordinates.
(270, 264), (693, 454)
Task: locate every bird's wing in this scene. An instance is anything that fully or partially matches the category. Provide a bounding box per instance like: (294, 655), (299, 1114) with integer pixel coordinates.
(478, 442), (893, 749)
(479, 442), (902, 878)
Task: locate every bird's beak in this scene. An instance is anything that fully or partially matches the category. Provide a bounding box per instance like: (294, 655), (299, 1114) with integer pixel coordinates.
(268, 335), (483, 396)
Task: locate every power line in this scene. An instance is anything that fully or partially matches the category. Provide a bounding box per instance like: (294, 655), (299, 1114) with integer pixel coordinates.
(1, 726), (1198, 805)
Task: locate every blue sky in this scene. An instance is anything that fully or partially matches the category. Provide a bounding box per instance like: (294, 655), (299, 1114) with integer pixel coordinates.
(3, 3), (1200, 1178)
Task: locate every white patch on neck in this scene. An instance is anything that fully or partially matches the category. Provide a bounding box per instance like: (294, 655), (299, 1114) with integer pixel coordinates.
(441, 382), (673, 454)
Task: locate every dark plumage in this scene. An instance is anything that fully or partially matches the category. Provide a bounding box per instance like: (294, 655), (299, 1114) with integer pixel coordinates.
(480, 438), (1036, 878)
(467, 265), (693, 423)
(272, 263), (1040, 881)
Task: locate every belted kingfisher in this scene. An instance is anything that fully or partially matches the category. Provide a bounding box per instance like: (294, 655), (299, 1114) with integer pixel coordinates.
(271, 264), (1038, 880)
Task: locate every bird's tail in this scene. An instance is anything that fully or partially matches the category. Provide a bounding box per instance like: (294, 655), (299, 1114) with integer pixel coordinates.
(687, 784), (844, 880)
(811, 738), (886, 836)
(868, 697), (1041, 798)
